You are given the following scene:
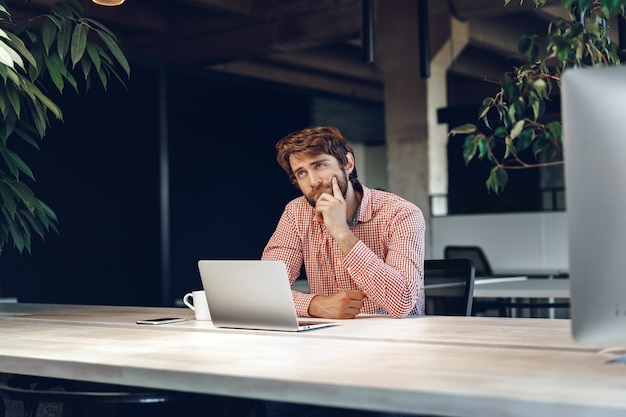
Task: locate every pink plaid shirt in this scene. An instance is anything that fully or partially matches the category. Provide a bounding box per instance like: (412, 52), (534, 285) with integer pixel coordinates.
(262, 185), (425, 318)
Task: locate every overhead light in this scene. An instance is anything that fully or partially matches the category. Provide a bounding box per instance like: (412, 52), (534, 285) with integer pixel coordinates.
(92, 0), (125, 6)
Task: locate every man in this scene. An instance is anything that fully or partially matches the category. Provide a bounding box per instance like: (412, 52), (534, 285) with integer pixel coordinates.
(263, 126), (425, 319)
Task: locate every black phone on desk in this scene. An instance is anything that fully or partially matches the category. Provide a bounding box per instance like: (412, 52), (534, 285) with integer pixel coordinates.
(136, 317), (187, 325)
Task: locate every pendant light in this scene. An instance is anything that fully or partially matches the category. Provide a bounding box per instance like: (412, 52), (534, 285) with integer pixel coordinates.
(92, 0), (125, 6)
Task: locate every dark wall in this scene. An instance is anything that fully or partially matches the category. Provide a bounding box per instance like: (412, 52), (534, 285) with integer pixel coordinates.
(443, 72), (542, 214)
(1, 64), (161, 305)
(0, 61), (307, 306)
(167, 70), (306, 301)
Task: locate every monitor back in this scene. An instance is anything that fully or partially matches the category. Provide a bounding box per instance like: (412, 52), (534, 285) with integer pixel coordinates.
(562, 65), (626, 346)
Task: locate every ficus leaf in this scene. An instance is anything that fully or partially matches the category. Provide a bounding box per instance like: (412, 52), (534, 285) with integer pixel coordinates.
(80, 56), (91, 81)
(510, 120), (525, 140)
(477, 138), (488, 159)
(5, 32), (37, 69)
(485, 167), (508, 194)
(70, 23), (87, 68)
(571, 21), (584, 37)
(96, 31), (130, 77)
(82, 18), (116, 39)
(518, 34), (532, 54)
(5, 83), (20, 118)
(0, 182), (17, 217)
(449, 123), (477, 136)
(547, 121), (562, 141)
(494, 126), (507, 138)
(463, 135), (478, 164)
(4, 209), (25, 252)
(8, 181), (38, 211)
(86, 42), (101, 71)
(529, 42), (538, 61)
(516, 128), (535, 152)
(42, 17), (57, 55)
(57, 20), (72, 61)
(44, 54), (65, 92)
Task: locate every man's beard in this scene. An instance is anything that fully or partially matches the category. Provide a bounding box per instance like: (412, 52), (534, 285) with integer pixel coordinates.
(305, 172), (349, 208)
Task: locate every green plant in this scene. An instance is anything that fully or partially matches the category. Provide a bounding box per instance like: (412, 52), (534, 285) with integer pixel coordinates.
(449, 0), (625, 193)
(0, 0), (129, 253)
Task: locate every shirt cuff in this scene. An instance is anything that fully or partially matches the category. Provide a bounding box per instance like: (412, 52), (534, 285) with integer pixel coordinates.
(293, 291), (317, 318)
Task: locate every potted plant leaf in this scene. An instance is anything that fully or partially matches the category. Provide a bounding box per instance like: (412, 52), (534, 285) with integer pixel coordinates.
(0, 0), (129, 253)
(449, 0), (624, 193)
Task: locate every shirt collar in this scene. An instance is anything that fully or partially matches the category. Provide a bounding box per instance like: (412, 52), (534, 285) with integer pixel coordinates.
(352, 185), (372, 224)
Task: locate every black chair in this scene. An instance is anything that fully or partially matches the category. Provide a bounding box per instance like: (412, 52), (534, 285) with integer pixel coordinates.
(443, 245), (569, 318)
(443, 245), (493, 277)
(0, 374), (252, 417)
(443, 245), (504, 315)
(424, 258), (475, 316)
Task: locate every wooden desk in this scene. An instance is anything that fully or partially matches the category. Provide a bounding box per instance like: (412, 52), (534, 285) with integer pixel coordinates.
(0, 304), (624, 417)
(0, 303), (583, 350)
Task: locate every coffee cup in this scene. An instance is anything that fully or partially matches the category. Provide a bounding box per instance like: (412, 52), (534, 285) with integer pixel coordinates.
(183, 290), (211, 321)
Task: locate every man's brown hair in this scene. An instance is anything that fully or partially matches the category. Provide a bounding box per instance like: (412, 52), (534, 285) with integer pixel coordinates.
(275, 126), (360, 187)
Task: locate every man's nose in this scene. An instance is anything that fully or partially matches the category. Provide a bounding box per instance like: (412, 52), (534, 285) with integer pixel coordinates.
(308, 172), (322, 187)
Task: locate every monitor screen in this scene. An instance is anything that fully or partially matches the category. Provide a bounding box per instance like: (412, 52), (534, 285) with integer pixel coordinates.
(562, 65), (626, 348)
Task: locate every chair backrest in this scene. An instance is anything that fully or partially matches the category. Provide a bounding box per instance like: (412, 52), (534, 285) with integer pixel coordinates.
(444, 245), (493, 277)
(424, 258), (475, 316)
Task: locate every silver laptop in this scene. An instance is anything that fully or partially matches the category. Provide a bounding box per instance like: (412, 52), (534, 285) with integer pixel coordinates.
(197, 260), (338, 332)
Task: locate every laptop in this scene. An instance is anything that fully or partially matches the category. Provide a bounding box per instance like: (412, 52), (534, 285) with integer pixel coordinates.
(197, 260), (338, 332)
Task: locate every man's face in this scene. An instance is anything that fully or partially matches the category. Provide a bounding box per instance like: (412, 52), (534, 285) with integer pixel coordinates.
(289, 152), (350, 207)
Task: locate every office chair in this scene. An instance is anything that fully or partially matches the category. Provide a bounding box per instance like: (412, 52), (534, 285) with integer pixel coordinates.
(424, 258), (475, 316)
(0, 374), (251, 417)
(443, 245), (506, 316)
(443, 245), (570, 318)
(443, 245), (493, 277)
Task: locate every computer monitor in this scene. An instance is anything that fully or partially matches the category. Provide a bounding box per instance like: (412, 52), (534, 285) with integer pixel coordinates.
(562, 65), (626, 355)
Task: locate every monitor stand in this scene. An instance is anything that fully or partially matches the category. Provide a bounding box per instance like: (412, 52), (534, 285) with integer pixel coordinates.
(608, 355), (626, 364)
(600, 347), (626, 365)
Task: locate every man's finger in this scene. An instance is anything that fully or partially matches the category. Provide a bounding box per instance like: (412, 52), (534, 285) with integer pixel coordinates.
(332, 176), (343, 199)
(346, 290), (365, 300)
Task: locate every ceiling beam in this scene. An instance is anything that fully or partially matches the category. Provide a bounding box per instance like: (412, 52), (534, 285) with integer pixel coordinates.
(450, 0), (561, 20)
(208, 58), (383, 101)
(175, 0), (254, 14)
(126, 0), (362, 65)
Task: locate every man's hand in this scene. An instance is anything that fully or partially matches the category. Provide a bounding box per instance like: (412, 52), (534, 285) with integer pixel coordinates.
(315, 177), (358, 256)
(308, 290), (366, 319)
(314, 176), (348, 234)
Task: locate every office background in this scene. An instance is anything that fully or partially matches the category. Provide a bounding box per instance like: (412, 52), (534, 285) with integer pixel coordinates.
(0, 0), (567, 306)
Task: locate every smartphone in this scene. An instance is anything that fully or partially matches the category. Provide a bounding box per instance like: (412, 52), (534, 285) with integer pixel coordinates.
(136, 317), (187, 325)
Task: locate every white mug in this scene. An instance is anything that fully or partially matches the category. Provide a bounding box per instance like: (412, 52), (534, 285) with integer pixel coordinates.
(183, 290), (211, 321)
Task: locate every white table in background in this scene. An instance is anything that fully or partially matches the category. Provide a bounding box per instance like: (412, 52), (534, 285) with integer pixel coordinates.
(472, 278), (569, 299)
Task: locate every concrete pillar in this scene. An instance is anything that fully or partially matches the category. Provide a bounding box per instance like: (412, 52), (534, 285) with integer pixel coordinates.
(374, 0), (430, 256)
(374, 1), (464, 256)
(375, 0), (429, 220)
(429, 18), (469, 217)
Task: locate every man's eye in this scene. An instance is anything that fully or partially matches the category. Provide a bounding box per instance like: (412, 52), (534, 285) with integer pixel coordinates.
(316, 163), (326, 169)
(296, 171), (306, 178)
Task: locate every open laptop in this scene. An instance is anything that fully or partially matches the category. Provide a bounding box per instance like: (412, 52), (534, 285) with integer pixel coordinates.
(197, 260), (338, 332)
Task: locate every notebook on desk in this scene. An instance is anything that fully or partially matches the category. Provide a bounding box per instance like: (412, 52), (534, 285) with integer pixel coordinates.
(197, 260), (338, 332)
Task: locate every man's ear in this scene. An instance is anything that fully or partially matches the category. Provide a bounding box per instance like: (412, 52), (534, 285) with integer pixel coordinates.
(344, 152), (355, 174)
